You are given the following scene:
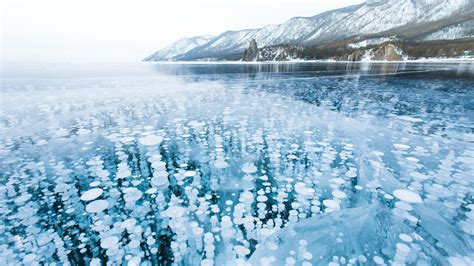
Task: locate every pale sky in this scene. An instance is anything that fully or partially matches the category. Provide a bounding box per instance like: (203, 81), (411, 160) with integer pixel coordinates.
(1, 0), (364, 62)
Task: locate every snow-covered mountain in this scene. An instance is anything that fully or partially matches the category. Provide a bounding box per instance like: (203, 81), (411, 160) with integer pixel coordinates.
(145, 0), (473, 61)
(421, 19), (474, 41)
(143, 35), (214, 61)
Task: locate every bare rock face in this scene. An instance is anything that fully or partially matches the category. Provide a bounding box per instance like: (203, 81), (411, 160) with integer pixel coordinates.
(372, 44), (402, 61)
(242, 39), (259, 61)
(346, 44), (403, 61)
(347, 50), (364, 61)
(385, 45), (402, 61)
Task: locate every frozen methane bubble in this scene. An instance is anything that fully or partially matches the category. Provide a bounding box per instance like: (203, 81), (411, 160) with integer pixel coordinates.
(127, 257), (141, 266)
(165, 205), (186, 218)
(396, 242), (411, 253)
(123, 187), (143, 203)
(120, 218), (137, 230)
(80, 188), (103, 201)
(410, 172), (429, 180)
(14, 193), (32, 205)
(85, 200), (109, 213)
(323, 199), (340, 210)
(393, 144), (411, 150)
(184, 170), (196, 177)
(242, 163), (257, 174)
(398, 116), (423, 123)
(214, 160), (229, 169)
(345, 169), (357, 178)
(139, 135), (163, 146)
(393, 189), (423, 203)
(201, 259), (214, 266)
(151, 171), (169, 187)
(399, 234), (413, 243)
(395, 201), (413, 211)
(332, 190), (347, 199)
(100, 236), (119, 249)
(373, 256), (384, 265)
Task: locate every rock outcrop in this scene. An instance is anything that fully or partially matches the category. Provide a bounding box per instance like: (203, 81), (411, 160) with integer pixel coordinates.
(347, 44), (403, 61)
(242, 39), (259, 61)
(238, 39), (473, 62)
(372, 44), (403, 61)
(347, 50), (365, 61)
(242, 42), (305, 62)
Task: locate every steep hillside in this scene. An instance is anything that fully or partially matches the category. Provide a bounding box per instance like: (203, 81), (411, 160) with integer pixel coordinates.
(144, 35), (213, 61)
(241, 38), (474, 61)
(145, 0), (473, 61)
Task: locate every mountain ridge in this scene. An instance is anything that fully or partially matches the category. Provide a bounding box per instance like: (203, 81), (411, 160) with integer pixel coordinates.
(145, 0), (474, 61)
(143, 35), (214, 61)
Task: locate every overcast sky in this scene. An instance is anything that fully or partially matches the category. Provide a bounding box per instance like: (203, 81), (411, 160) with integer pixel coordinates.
(1, 0), (363, 62)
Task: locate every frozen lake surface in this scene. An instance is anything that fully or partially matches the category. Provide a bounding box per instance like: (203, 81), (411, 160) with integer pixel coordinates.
(1, 62), (473, 265)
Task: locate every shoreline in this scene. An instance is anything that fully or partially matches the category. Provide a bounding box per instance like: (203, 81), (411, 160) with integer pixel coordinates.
(145, 58), (474, 65)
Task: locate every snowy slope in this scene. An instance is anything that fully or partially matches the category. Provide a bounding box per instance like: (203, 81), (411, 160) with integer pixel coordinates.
(304, 0), (473, 42)
(421, 19), (474, 41)
(145, 0), (473, 61)
(144, 35), (214, 61)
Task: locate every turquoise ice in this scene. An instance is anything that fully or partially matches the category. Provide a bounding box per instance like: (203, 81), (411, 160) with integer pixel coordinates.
(0, 62), (473, 265)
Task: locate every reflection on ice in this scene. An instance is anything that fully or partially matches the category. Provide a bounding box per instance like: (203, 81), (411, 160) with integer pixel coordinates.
(0, 63), (473, 265)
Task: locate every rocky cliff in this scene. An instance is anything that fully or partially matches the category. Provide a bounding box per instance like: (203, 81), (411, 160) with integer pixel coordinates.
(240, 39), (473, 61)
(346, 44), (403, 61)
(242, 39), (259, 61)
(242, 40), (305, 61)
